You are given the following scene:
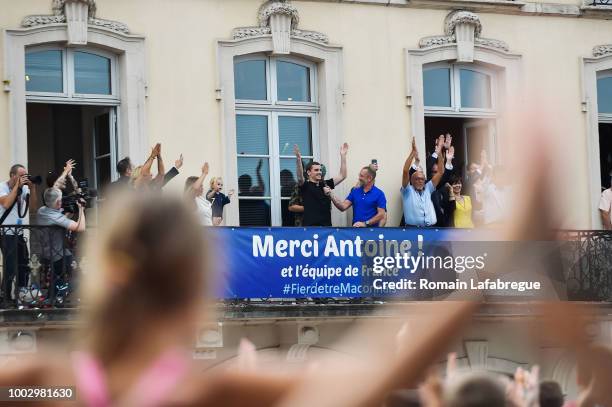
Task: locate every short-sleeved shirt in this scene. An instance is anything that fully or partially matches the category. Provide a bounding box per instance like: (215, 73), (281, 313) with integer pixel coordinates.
(599, 188), (612, 227)
(288, 185), (304, 226)
(195, 195), (213, 226)
(300, 178), (335, 226)
(346, 185), (387, 226)
(209, 191), (231, 218)
(36, 206), (73, 261)
(0, 182), (30, 234)
(401, 181), (437, 227)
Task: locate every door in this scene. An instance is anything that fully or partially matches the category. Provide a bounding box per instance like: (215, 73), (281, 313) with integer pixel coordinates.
(92, 107), (117, 196)
(463, 119), (496, 171)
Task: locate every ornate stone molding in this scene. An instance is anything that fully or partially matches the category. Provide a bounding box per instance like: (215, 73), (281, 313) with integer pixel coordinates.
(258, 0), (299, 29)
(445, 10), (483, 38)
(419, 10), (509, 59)
(233, 0), (328, 53)
(593, 44), (612, 57)
(21, 0), (130, 43)
(53, 0), (97, 18)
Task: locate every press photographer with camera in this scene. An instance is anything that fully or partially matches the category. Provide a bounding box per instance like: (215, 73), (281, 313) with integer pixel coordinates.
(0, 164), (39, 308)
(37, 187), (86, 305)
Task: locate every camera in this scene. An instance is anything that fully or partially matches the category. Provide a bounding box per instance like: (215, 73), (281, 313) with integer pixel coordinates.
(61, 179), (98, 214)
(26, 174), (43, 185)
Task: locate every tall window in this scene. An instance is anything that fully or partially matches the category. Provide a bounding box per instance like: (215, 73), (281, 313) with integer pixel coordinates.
(234, 55), (318, 226)
(422, 63), (497, 171)
(597, 72), (612, 189)
(25, 46), (117, 102)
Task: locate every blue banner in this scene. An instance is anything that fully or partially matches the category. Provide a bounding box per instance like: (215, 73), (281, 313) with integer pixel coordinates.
(212, 227), (501, 299)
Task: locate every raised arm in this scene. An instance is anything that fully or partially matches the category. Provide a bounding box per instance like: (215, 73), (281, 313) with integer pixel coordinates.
(402, 138), (418, 188)
(153, 145), (166, 186)
(194, 163), (209, 193)
(295, 145), (305, 186)
(53, 159), (75, 189)
(141, 143), (160, 179)
(430, 147), (445, 188)
(332, 143), (349, 186)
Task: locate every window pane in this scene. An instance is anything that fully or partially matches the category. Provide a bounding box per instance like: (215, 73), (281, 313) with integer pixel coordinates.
(423, 68), (451, 107)
(25, 50), (63, 93)
(74, 52), (111, 95)
(278, 116), (312, 156)
(235, 60), (267, 100)
(279, 158), (299, 197)
(94, 113), (110, 156)
(460, 69), (492, 109)
(277, 61), (310, 102)
(236, 115), (269, 155)
(237, 157), (270, 197)
(96, 157), (111, 190)
(239, 199), (271, 226)
(597, 77), (612, 113)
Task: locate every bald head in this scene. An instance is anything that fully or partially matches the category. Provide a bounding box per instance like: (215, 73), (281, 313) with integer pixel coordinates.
(411, 170), (426, 191)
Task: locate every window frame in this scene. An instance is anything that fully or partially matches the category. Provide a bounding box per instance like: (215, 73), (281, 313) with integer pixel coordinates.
(423, 62), (497, 116)
(235, 54), (319, 226)
(25, 45), (119, 103)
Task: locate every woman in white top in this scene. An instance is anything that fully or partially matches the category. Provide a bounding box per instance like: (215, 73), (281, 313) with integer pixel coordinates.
(184, 162), (212, 226)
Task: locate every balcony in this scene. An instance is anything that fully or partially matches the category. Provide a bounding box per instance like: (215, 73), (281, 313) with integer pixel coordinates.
(0, 226), (611, 323)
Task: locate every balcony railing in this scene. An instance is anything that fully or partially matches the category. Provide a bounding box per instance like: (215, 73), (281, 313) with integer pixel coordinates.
(587, 0), (612, 5)
(1, 226), (611, 310)
(0, 225), (83, 309)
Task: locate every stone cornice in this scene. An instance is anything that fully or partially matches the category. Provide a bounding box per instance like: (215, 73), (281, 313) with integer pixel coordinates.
(232, 0), (329, 45)
(21, 0), (130, 35)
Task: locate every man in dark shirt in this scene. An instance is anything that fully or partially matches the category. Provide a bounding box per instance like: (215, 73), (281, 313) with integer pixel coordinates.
(294, 143), (349, 226)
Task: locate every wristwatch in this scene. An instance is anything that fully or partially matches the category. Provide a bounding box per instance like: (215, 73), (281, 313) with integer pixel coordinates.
(365, 220), (370, 227)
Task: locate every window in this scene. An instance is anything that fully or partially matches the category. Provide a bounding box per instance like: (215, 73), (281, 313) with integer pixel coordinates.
(597, 74), (612, 115)
(25, 46), (117, 101)
(234, 55), (317, 226)
(423, 63), (495, 113)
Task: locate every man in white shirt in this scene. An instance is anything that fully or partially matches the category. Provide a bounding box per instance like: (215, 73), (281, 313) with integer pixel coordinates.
(0, 164), (38, 307)
(599, 184), (612, 230)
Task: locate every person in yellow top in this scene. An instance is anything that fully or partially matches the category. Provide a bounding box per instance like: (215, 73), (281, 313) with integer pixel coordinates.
(447, 174), (474, 228)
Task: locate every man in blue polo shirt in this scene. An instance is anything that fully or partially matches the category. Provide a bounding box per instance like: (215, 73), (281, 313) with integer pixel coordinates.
(328, 166), (386, 227)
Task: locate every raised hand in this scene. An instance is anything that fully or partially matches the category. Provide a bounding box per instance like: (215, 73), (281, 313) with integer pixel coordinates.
(480, 149), (488, 166)
(294, 144), (302, 159)
(444, 133), (452, 149)
(446, 146), (455, 161)
(202, 162), (209, 175)
(340, 142), (349, 156)
(411, 137), (417, 154)
(63, 159), (76, 176)
(228, 189), (235, 197)
(435, 135), (444, 155)
(175, 154), (184, 170)
(151, 143), (161, 159)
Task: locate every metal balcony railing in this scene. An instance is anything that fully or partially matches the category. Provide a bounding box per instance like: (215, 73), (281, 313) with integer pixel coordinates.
(1, 226), (611, 310)
(0, 225), (83, 309)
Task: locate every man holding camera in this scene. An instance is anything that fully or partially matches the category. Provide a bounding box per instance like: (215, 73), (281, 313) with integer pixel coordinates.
(37, 187), (86, 304)
(0, 164), (38, 308)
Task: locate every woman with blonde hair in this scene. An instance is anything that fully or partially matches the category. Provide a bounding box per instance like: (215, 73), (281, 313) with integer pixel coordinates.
(206, 176), (234, 226)
(185, 162), (213, 226)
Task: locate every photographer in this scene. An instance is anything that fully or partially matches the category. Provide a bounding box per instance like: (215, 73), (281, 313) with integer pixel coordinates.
(0, 164), (38, 308)
(37, 187), (85, 304)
